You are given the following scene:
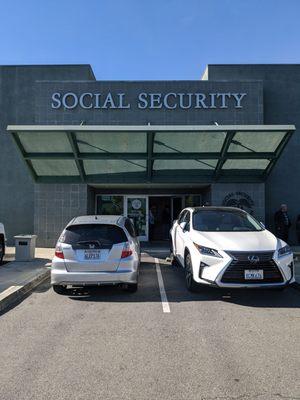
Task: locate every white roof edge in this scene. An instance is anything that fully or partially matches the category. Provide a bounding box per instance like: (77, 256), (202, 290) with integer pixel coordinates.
(201, 65), (209, 80)
(68, 215), (123, 226)
(6, 124), (296, 132)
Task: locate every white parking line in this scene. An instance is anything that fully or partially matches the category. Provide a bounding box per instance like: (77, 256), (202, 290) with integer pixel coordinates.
(155, 257), (170, 313)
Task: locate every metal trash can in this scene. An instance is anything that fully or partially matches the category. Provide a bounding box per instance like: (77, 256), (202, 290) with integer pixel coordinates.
(14, 235), (37, 261)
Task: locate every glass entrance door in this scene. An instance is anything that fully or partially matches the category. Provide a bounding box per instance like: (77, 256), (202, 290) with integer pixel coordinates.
(125, 196), (148, 241)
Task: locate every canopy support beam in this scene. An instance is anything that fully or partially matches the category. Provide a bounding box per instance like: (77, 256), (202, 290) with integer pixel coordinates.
(262, 130), (294, 179)
(147, 132), (155, 181)
(214, 131), (235, 180)
(66, 132), (85, 182)
(11, 132), (38, 181)
(22, 151), (277, 161)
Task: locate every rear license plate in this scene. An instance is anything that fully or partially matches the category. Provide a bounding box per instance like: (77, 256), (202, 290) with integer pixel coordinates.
(84, 250), (101, 260)
(244, 269), (264, 280)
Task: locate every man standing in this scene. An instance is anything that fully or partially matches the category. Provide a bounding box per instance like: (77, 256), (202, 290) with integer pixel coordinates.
(162, 205), (171, 240)
(149, 205), (157, 241)
(274, 204), (291, 242)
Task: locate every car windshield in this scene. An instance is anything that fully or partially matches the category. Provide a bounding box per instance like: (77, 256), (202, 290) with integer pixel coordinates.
(192, 209), (263, 232)
(59, 224), (127, 248)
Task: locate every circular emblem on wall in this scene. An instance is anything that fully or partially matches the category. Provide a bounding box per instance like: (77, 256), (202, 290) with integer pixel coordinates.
(132, 199), (142, 210)
(222, 191), (255, 215)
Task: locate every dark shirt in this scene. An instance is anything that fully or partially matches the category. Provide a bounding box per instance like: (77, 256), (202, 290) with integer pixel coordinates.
(274, 210), (291, 233)
(282, 212), (289, 226)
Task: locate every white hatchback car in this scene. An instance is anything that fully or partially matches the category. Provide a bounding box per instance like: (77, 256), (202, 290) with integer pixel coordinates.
(51, 215), (140, 294)
(170, 207), (294, 291)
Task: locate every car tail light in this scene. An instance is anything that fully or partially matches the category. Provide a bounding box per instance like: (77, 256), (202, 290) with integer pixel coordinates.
(121, 242), (133, 258)
(55, 244), (64, 259)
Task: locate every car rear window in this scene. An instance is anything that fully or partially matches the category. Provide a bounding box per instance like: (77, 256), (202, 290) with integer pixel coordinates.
(59, 224), (128, 249)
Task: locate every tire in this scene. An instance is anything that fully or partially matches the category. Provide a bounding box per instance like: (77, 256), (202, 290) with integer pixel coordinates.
(0, 238), (4, 265)
(171, 253), (179, 267)
(53, 285), (68, 295)
(122, 283), (138, 293)
(185, 252), (198, 292)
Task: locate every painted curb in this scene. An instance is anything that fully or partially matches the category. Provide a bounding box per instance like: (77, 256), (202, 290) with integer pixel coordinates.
(0, 268), (50, 313)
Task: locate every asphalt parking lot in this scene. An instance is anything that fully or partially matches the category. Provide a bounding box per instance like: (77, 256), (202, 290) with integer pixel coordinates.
(0, 249), (300, 400)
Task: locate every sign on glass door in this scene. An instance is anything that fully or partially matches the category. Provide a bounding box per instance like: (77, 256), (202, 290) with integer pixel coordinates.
(125, 196), (148, 241)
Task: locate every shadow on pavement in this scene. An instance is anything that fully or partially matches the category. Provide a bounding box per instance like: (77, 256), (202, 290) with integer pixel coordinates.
(0, 277), (51, 316)
(66, 260), (300, 309)
(1, 253), (15, 266)
(33, 277), (52, 293)
(165, 261), (300, 308)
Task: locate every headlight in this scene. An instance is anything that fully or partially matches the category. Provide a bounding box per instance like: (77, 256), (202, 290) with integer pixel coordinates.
(193, 243), (223, 258)
(278, 245), (292, 258)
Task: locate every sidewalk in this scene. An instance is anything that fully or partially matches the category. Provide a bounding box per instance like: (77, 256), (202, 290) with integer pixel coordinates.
(0, 247), (54, 312)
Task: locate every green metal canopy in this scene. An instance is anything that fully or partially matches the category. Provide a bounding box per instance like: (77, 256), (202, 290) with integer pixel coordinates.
(6, 124), (295, 184)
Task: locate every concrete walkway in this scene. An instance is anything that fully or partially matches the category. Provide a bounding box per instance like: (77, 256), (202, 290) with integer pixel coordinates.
(0, 247), (53, 312)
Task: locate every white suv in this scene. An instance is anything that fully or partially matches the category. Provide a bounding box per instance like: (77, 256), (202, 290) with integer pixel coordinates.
(170, 207), (294, 291)
(0, 223), (6, 264)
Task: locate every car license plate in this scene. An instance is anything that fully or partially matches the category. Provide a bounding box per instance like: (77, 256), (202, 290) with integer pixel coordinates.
(244, 269), (264, 280)
(84, 250), (101, 260)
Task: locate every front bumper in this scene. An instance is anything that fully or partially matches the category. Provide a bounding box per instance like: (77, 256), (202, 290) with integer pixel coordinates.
(192, 249), (294, 289)
(210, 280), (292, 289)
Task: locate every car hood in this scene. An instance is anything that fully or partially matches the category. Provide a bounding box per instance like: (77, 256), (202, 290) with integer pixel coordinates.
(193, 229), (282, 252)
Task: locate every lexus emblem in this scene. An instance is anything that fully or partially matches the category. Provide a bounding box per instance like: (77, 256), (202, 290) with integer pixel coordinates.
(89, 244), (95, 249)
(248, 255), (260, 263)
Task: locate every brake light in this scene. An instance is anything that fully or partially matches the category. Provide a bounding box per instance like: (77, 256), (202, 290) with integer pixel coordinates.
(55, 245), (64, 259)
(121, 242), (133, 258)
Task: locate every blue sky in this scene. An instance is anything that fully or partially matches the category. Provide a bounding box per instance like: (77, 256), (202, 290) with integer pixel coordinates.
(0, 0), (299, 80)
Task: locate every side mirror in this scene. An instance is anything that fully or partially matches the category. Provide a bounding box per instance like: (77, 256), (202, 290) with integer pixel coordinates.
(179, 221), (187, 231)
(260, 222), (265, 229)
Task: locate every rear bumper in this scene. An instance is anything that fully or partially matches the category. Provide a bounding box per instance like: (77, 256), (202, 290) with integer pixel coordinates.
(51, 269), (138, 286)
